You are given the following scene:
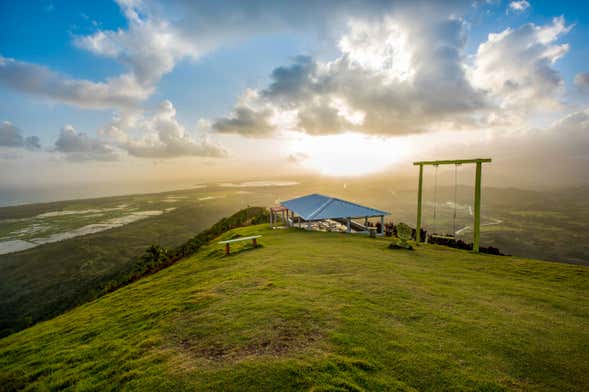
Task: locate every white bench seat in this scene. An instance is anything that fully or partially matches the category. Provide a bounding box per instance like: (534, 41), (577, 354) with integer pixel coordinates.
(218, 235), (262, 244)
(218, 235), (262, 254)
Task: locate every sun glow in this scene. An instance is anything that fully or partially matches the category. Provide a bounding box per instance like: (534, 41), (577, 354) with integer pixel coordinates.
(289, 132), (412, 176)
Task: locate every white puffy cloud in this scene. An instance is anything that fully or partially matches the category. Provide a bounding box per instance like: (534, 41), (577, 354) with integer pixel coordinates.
(0, 0), (472, 114)
(50, 99), (227, 161)
(509, 1), (530, 12)
(0, 121), (41, 150)
(54, 125), (119, 161)
(210, 13), (577, 141)
(73, 1), (198, 86)
(574, 73), (589, 92)
(1, 0), (185, 109)
(0, 56), (149, 109)
(0, 0), (390, 110)
(1, 0), (195, 110)
(212, 12), (487, 137)
(104, 100), (227, 158)
(470, 17), (571, 112)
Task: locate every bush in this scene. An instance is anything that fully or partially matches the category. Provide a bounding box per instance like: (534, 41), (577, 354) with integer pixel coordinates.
(95, 207), (268, 296)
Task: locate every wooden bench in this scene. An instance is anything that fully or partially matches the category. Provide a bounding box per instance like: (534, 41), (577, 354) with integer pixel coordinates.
(218, 235), (262, 255)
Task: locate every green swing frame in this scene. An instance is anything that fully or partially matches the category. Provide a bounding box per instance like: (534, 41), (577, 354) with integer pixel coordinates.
(413, 158), (492, 252)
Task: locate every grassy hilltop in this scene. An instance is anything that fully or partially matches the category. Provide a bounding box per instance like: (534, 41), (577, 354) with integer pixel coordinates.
(1, 224), (588, 391)
(2, 181), (588, 338)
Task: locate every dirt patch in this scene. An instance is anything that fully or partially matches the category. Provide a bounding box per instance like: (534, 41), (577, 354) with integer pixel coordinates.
(168, 316), (324, 364)
(238, 322), (322, 358)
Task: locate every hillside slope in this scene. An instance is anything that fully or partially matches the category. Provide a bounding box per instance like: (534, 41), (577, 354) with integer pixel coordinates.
(0, 189), (241, 336)
(1, 225), (588, 391)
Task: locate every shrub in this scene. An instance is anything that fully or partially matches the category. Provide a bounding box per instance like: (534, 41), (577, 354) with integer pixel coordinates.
(95, 206), (268, 296)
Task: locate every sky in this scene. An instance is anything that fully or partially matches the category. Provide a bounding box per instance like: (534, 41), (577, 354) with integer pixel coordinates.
(1, 0), (588, 195)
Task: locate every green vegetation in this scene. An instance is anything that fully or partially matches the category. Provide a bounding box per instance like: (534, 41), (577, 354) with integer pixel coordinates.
(1, 224), (587, 391)
(394, 184), (589, 265)
(2, 180), (588, 339)
(0, 188), (276, 337)
(481, 186), (589, 264)
(94, 207), (268, 296)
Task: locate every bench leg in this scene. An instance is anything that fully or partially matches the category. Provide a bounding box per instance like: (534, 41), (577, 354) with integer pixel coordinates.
(225, 243), (230, 255)
(252, 238), (257, 248)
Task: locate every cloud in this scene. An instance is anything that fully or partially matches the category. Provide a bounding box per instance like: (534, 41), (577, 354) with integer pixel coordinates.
(73, 1), (198, 86)
(574, 72), (589, 92)
(470, 17), (571, 112)
(262, 56), (318, 103)
(0, 121), (41, 150)
(544, 107), (589, 156)
(105, 100), (227, 158)
(1, 0), (193, 110)
(0, 56), (150, 109)
(212, 14), (576, 139)
(287, 152), (308, 163)
(213, 106), (274, 138)
(509, 1), (530, 12)
(0, 0), (471, 112)
(49, 100), (226, 161)
(66, 0), (392, 110)
(484, 107), (589, 183)
(212, 12), (487, 137)
(54, 125), (119, 161)
(25, 136), (40, 150)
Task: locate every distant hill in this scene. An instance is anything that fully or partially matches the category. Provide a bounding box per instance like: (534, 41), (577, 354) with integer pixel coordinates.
(1, 224), (587, 391)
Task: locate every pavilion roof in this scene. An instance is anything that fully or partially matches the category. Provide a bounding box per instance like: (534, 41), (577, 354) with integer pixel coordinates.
(280, 193), (389, 221)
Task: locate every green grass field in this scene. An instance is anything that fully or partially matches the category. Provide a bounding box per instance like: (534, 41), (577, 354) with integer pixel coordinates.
(2, 180), (588, 338)
(0, 185), (295, 336)
(1, 224), (587, 391)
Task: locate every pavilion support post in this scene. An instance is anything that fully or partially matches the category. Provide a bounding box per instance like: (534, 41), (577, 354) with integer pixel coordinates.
(347, 218), (351, 233)
(364, 217), (368, 226)
(473, 161), (482, 253)
(416, 164), (424, 243)
(380, 216), (384, 233)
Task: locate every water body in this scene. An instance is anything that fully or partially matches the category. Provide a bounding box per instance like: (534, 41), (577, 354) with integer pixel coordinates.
(0, 183), (208, 207)
(454, 217), (503, 236)
(0, 210), (166, 256)
(198, 196), (224, 201)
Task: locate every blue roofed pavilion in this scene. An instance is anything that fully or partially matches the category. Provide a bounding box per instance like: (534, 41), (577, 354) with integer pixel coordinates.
(272, 193), (390, 233)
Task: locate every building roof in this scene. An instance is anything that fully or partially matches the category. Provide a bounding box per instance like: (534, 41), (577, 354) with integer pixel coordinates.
(280, 193), (389, 221)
